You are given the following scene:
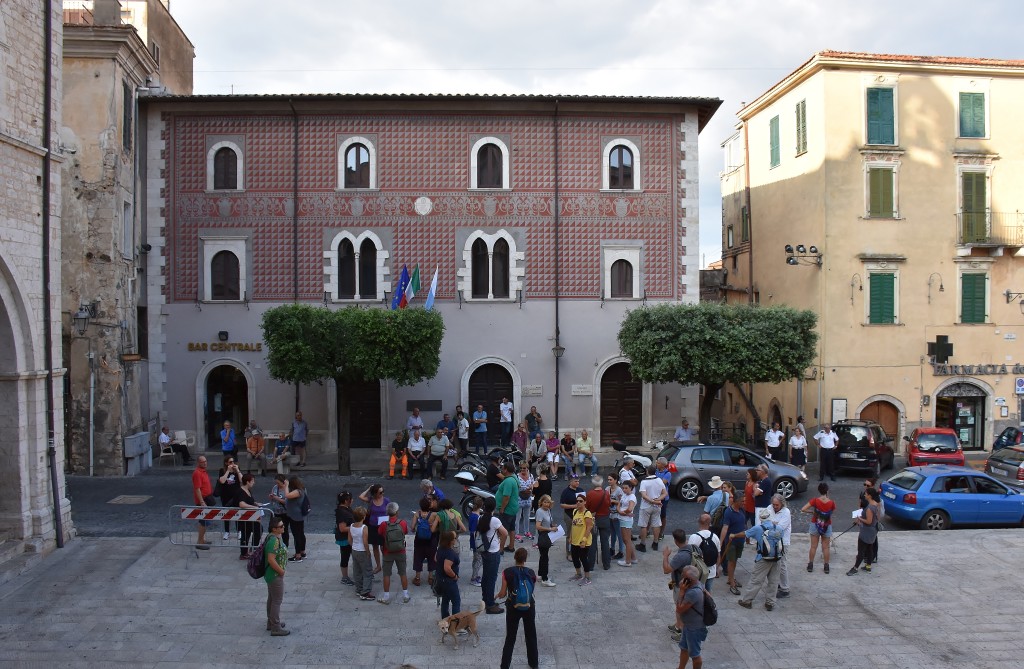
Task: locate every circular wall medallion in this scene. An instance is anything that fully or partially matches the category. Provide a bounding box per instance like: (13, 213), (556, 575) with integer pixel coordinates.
(415, 196), (433, 216)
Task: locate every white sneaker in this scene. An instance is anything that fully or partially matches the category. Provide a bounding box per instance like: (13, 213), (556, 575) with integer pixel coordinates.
(617, 560), (633, 567)
(222, 532), (230, 540)
(541, 579), (557, 587)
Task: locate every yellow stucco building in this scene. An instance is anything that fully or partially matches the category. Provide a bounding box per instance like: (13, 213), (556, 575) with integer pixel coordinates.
(720, 51), (1024, 455)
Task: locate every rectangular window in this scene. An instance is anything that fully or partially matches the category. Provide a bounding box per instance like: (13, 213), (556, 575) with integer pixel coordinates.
(961, 171), (987, 243)
(740, 205), (750, 242)
(868, 167), (895, 218)
(136, 306), (148, 358)
(122, 202), (133, 257)
(960, 273), (987, 324)
(868, 273), (896, 324)
(122, 81), (133, 150)
(769, 115), (780, 167)
(866, 87), (895, 145)
(726, 225), (734, 249)
(959, 92), (985, 138)
(795, 100), (807, 155)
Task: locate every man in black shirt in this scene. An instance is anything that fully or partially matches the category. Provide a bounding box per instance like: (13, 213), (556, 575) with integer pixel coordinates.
(388, 431), (409, 479)
(486, 453), (503, 490)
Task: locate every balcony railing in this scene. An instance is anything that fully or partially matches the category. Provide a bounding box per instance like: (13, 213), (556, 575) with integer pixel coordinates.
(956, 211), (1024, 247)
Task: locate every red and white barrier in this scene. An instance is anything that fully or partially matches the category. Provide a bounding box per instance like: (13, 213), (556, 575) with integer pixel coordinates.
(179, 506), (265, 522)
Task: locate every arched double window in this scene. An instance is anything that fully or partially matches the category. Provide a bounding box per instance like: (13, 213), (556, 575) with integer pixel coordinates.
(206, 141), (244, 191)
(461, 230), (522, 301)
(602, 138), (641, 190)
(470, 137), (510, 189)
(325, 231), (388, 301)
(338, 136), (377, 190)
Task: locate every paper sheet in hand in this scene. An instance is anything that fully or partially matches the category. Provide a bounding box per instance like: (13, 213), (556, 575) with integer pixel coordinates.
(851, 509), (862, 519)
(548, 525), (566, 543)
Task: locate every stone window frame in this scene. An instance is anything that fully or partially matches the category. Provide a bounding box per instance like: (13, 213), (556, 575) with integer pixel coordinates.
(206, 140), (244, 192)
(200, 234), (248, 303)
(323, 230), (389, 302)
(337, 135), (378, 190)
(601, 137), (642, 191)
(457, 229), (524, 302)
(602, 243), (643, 300)
(470, 136), (510, 190)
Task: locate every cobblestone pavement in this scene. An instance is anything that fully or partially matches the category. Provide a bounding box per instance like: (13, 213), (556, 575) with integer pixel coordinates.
(0, 526), (1021, 668)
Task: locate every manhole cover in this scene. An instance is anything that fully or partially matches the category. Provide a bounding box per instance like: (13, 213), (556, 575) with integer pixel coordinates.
(107, 495), (152, 505)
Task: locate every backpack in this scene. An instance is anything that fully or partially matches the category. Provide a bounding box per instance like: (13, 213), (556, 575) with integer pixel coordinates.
(702, 589), (719, 626)
(709, 492), (728, 534)
(813, 504), (833, 535)
(415, 514), (432, 540)
(299, 492), (311, 517)
(246, 536), (268, 579)
(509, 566), (535, 610)
(384, 520), (406, 552)
(695, 531), (719, 570)
(673, 545), (709, 587)
(758, 521), (785, 561)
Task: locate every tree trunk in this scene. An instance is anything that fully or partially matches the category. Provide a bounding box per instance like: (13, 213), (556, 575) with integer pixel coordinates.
(698, 383), (722, 443)
(336, 379), (352, 476)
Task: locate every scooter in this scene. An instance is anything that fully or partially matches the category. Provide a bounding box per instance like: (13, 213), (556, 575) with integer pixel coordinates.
(455, 452), (488, 483)
(454, 470), (495, 521)
(487, 446), (524, 472)
(610, 440), (657, 472)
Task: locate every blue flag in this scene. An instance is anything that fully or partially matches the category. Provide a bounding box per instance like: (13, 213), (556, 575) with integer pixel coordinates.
(391, 264), (410, 310)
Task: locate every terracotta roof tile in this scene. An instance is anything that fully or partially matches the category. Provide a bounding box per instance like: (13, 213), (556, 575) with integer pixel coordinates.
(817, 50), (1024, 68)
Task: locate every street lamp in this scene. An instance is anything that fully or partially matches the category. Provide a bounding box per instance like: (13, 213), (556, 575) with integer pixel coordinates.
(551, 344), (565, 359)
(72, 301), (97, 335)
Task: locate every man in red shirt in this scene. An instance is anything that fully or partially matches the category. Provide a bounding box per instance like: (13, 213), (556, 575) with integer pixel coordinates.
(191, 456), (214, 549)
(585, 474), (613, 570)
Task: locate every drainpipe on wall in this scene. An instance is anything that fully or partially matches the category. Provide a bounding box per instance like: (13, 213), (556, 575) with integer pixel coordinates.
(553, 100), (561, 434)
(41, 0), (65, 548)
(288, 99), (300, 411)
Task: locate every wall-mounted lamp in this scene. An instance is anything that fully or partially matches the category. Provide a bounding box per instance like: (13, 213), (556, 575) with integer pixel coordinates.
(218, 331), (229, 342)
(1005, 289), (1024, 315)
(928, 273), (945, 304)
(849, 273), (862, 305)
(72, 301), (98, 336)
(784, 243), (822, 267)
(551, 344), (566, 359)
(323, 290), (330, 307)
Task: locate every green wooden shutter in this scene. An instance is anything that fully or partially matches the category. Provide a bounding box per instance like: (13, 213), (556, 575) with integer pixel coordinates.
(869, 273), (895, 324)
(961, 273), (987, 323)
(795, 100), (807, 154)
(959, 92), (985, 138)
(769, 116), (780, 167)
(867, 88), (895, 145)
(961, 171), (987, 242)
(868, 167), (894, 217)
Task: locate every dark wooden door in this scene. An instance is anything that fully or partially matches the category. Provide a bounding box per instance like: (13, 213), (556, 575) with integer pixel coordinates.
(346, 379), (381, 449)
(600, 362), (642, 447)
(468, 364), (513, 448)
(860, 400), (900, 443)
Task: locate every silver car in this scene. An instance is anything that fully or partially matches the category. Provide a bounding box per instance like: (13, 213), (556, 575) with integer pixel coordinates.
(659, 443), (809, 501)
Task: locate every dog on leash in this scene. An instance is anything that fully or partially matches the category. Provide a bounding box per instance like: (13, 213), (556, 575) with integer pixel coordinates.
(438, 600), (484, 649)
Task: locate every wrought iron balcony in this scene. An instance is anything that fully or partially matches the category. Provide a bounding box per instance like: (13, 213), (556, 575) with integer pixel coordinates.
(956, 211), (1024, 247)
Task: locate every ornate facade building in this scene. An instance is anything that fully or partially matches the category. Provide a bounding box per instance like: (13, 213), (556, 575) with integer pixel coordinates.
(140, 94), (721, 456)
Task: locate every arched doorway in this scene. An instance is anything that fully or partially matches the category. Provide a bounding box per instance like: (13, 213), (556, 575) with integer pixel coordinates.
(860, 400), (900, 443)
(468, 363), (513, 448)
(344, 378), (381, 449)
(204, 365), (249, 451)
(0, 294), (22, 539)
(936, 382), (987, 450)
(600, 362), (642, 447)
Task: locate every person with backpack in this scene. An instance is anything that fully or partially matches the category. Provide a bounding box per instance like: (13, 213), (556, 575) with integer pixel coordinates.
(376, 502), (411, 604)
(688, 513), (721, 591)
(664, 528), (709, 641)
(696, 477), (731, 535)
(235, 473), (262, 559)
(732, 509), (785, 611)
(268, 473), (290, 549)
(717, 491), (748, 595)
(767, 494), (792, 598)
(411, 497), (437, 588)
(801, 482), (835, 574)
(675, 565), (710, 669)
(847, 487), (880, 576)
(264, 517), (290, 636)
(496, 547), (539, 669)
(283, 475), (309, 563)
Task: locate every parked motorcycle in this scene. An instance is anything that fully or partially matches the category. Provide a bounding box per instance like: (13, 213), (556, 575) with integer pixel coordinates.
(454, 470), (495, 521)
(487, 446), (524, 472)
(610, 439), (660, 473)
(455, 452), (488, 484)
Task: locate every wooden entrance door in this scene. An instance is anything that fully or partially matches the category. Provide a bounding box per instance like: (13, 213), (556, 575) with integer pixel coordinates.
(345, 379), (381, 449)
(468, 364), (513, 448)
(600, 362), (642, 447)
(860, 400), (900, 443)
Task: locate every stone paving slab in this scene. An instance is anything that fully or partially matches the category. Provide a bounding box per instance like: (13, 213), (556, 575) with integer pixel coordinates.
(0, 528), (1022, 667)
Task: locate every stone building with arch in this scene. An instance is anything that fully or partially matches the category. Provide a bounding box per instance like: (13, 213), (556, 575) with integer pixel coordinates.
(139, 93), (721, 456)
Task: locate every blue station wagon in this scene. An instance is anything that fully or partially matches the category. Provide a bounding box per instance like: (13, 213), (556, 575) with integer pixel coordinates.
(880, 465), (1024, 530)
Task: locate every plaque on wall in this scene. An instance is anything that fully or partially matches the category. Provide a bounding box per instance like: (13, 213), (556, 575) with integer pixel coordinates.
(522, 385), (543, 397)
(571, 384), (594, 396)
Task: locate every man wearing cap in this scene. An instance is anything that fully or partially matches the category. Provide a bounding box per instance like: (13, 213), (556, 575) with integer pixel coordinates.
(730, 509), (783, 611)
(814, 423), (839, 482)
(559, 475), (583, 558)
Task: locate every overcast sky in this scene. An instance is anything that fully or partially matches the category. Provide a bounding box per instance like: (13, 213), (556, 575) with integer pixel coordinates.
(167, 0), (1020, 266)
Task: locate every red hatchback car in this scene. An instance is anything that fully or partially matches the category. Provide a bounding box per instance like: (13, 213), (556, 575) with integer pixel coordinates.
(903, 427), (965, 467)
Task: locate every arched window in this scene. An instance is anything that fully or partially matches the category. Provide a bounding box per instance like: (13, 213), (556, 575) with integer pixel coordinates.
(608, 145), (634, 190)
(210, 250), (240, 300)
(471, 238), (489, 298)
(344, 143), (370, 189)
(492, 238), (510, 299)
(477, 143), (503, 189)
(358, 238), (377, 298)
(337, 239), (356, 299)
(213, 147), (238, 190)
(611, 259), (633, 298)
